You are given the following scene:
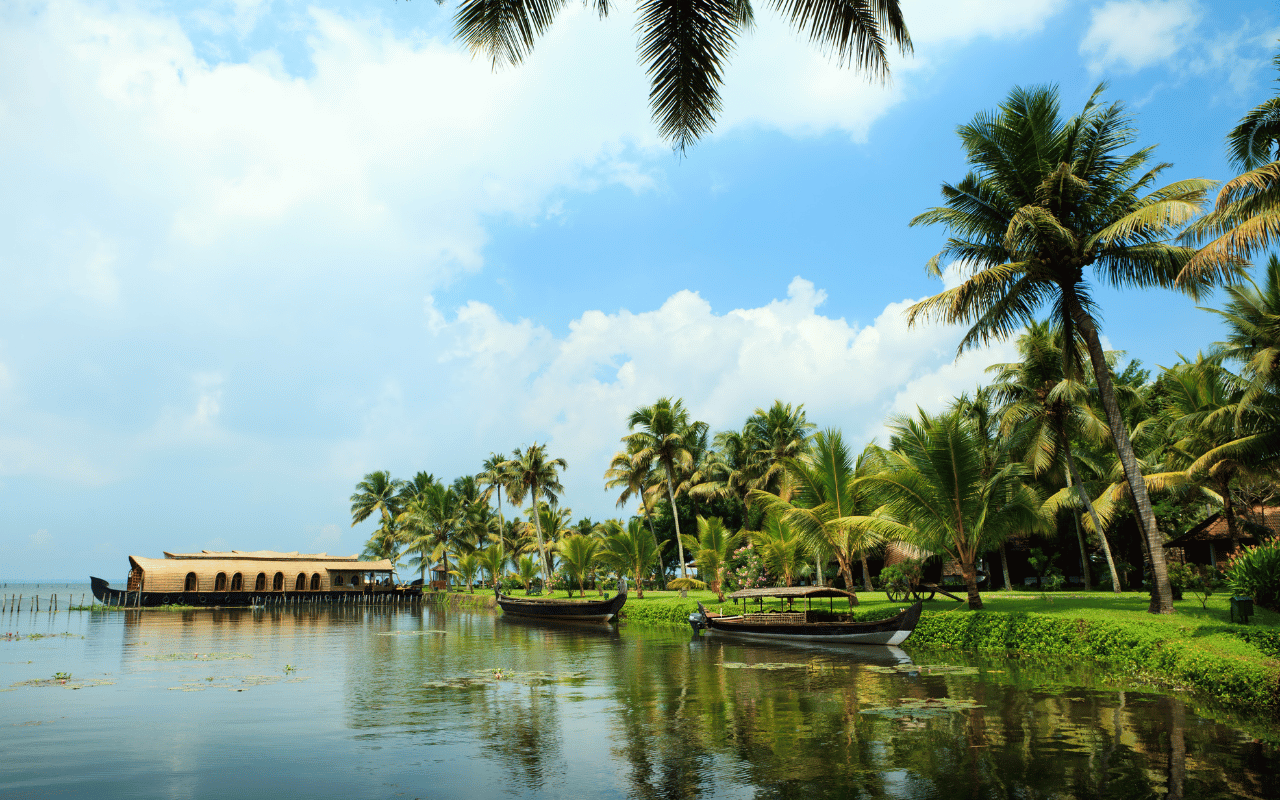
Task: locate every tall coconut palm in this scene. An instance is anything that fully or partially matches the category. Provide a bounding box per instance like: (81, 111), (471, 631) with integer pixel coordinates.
(1184, 45), (1280, 275)
(350, 470), (406, 529)
(986, 322), (1123, 591)
(477, 453), (513, 532)
(865, 409), (1047, 610)
(623, 398), (708, 580)
(907, 84), (1237, 613)
(749, 429), (886, 592)
(451, 0), (910, 152)
(744, 400), (815, 498)
(502, 444), (567, 592)
(399, 481), (463, 584)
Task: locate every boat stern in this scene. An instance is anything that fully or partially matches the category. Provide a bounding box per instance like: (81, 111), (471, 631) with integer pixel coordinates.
(689, 602), (709, 633)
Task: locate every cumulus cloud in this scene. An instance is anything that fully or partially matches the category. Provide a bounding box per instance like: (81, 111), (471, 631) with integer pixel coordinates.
(1080, 0), (1203, 75)
(401, 277), (1017, 517)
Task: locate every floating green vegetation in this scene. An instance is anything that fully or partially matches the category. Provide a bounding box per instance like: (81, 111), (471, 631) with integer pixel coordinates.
(723, 662), (809, 671)
(865, 664), (981, 675)
(422, 669), (587, 690)
(143, 652), (252, 661)
(9, 632), (79, 641)
(167, 674), (311, 692)
(860, 697), (985, 720)
(8, 677), (113, 691)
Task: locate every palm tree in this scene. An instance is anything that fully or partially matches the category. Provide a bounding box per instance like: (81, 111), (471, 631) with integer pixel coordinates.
(748, 513), (807, 587)
(907, 84), (1237, 613)
(623, 397), (707, 580)
(749, 429), (885, 592)
(515, 555), (540, 594)
(450, 552), (483, 593)
(557, 535), (601, 597)
(987, 322), (1123, 591)
(682, 515), (742, 601)
(399, 480), (463, 584)
(1184, 45), (1280, 275)
(479, 543), (508, 591)
(604, 442), (667, 541)
(1161, 354), (1258, 554)
(865, 408), (1047, 610)
(503, 444), (568, 592)
(450, 0), (911, 152)
(477, 453), (512, 532)
(350, 470), (406, 529)
(744, 400), (815, 498)
(599, 518), (666, 598)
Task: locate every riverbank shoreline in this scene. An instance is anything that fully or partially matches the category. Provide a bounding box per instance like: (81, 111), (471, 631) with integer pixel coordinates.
(464, 587), (1280, 715)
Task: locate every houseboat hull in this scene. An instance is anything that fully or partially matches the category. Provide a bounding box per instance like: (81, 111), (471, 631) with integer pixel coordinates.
(90, 576), (417, 607)
(495, 580), (627, 622)
(689, 601), (923, 646)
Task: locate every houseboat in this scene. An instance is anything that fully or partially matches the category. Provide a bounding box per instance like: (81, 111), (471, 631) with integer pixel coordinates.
(90, 550), (415, 607)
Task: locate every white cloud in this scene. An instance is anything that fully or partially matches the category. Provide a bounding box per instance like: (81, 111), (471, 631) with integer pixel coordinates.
(401, 277), (1016, 518)
(1080, 0), (1203, 75)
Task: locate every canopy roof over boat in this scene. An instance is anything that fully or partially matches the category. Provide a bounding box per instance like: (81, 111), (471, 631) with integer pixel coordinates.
(728, 586), (857, 601)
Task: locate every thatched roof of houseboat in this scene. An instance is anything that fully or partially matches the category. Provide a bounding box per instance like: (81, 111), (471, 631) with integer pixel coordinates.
(162, 550), (363, 561)
(130, 553), (396, 578)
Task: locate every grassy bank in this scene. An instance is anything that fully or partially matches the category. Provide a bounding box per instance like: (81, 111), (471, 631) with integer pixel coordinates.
(608, 589), (1280, 712)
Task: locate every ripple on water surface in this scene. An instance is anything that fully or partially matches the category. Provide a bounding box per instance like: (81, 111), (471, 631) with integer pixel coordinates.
(0, 603), (1276, 800)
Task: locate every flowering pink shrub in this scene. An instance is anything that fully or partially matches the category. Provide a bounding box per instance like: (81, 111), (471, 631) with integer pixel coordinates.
(723, 543), (770, 591)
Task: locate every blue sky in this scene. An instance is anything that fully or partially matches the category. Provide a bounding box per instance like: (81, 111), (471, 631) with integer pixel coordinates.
(2, 0), (1278, 579)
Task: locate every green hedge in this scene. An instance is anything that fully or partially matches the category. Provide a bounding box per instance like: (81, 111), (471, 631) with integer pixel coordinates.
(912, 609), (1280, 711)
(619, 598), (700, 627)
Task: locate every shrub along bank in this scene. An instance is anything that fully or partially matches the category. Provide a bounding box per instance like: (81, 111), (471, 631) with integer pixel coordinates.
(611, 590), (1280, 713)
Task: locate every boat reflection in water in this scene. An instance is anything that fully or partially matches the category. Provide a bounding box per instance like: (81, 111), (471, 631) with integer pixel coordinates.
(2, 601), (1276, 799)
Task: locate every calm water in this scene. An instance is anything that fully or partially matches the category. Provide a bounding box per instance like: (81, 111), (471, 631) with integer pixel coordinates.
(2, 589), (1277, 800)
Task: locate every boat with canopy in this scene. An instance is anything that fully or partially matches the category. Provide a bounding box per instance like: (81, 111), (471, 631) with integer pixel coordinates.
(688, 586), (923, 645)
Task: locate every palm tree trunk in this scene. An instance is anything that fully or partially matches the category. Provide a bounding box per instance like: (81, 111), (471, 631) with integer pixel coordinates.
(531, 493), (551, 594)
(1067, 448), (1121, 592)
(998, 542), (1012, 590)
(667, 477), (688, 580)
(1223, 482), (1242, 555)
(1063, 462), (1093, 590)
(1070, 304), (1173, 613)
(837, 553), (856, 598)
(860, 552), (873, 593)
(961, 559), (983, 610)
(815, 555), (825, 587)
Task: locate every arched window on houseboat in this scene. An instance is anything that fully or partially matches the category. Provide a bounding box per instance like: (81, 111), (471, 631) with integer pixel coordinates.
(352, 574), (363, 587)
(255, 573), (267, 591)
(184, 572), (198, 592)
(334, 575), (345, 586)
(310, 573), (321, 591)
(273, 572), (284, 591)
(295, 573), (306, 591)
(214, 573), (227, 592)
(230, 573), (243, 591)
